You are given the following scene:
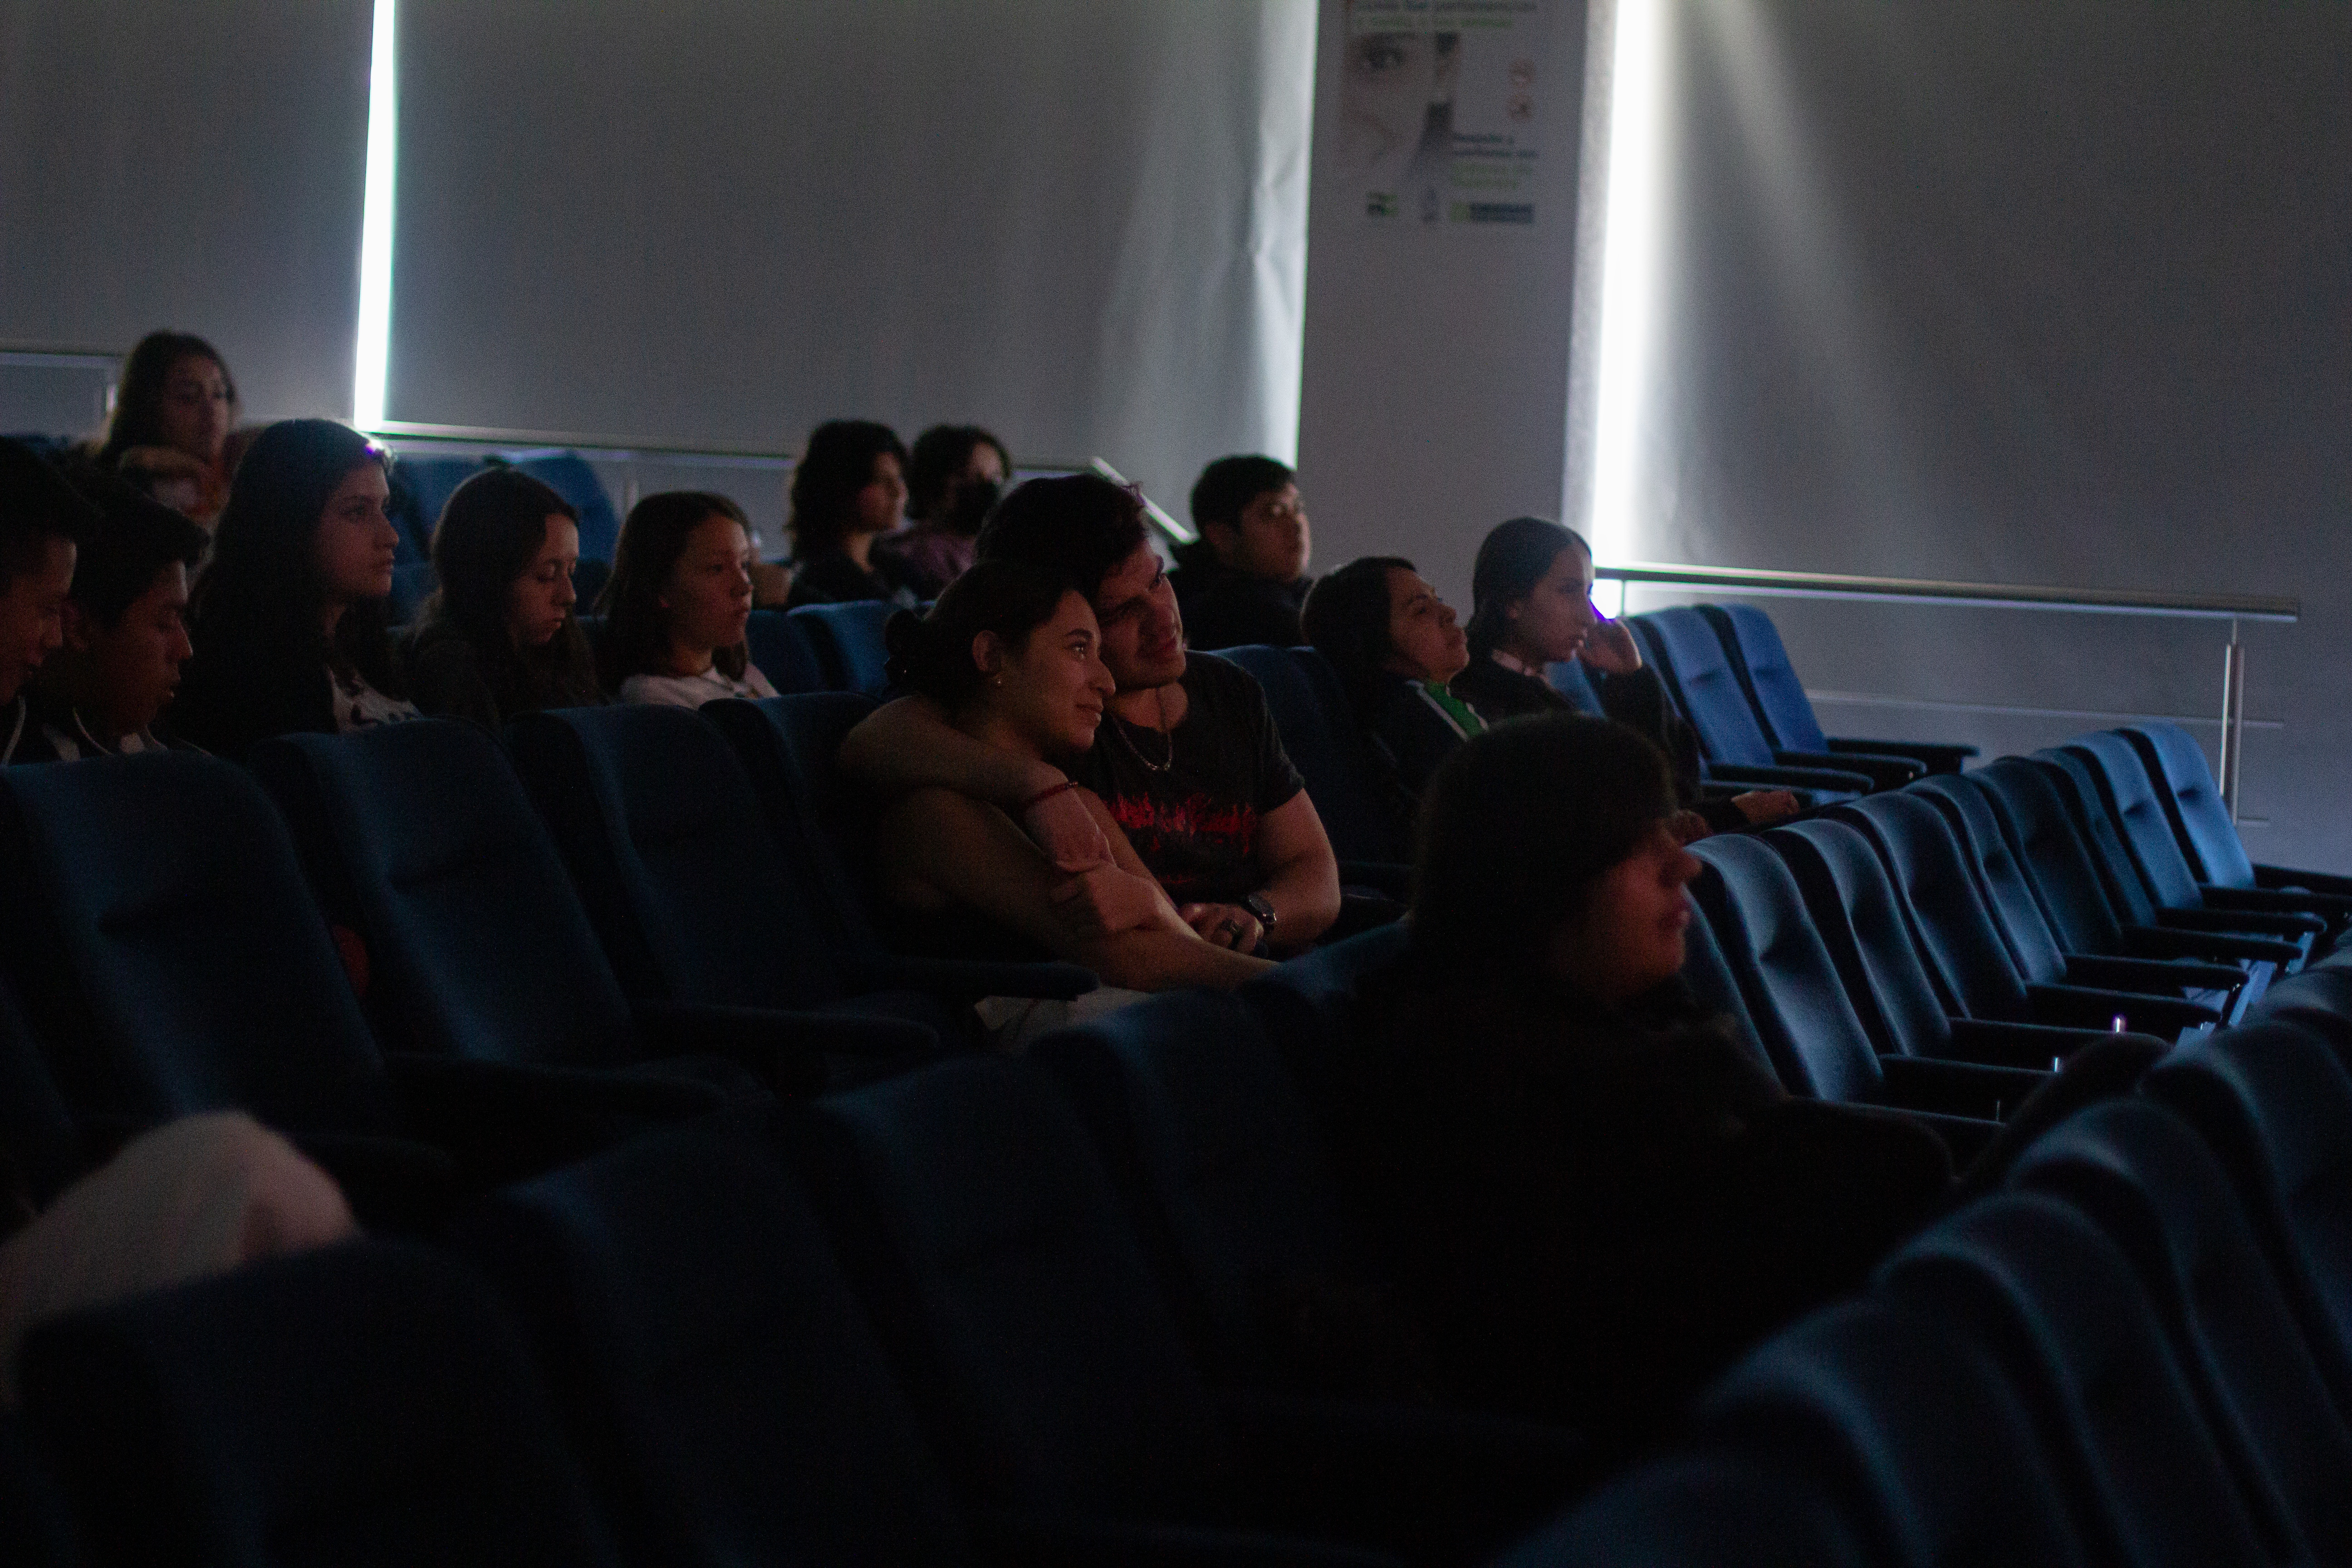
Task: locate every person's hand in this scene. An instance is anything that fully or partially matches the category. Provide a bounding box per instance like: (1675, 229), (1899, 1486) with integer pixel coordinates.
(1019, 784), (1112, 873)
(1577, 619), (1643, 675)
(1178, 902), (1264, 952)
(1731, 790), (1802, 827)
(1049, 864), (1166, 936)
(1667, 809), (1713, 845)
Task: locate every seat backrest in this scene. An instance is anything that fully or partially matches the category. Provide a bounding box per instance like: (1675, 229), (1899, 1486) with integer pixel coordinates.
(2029, 750), (2166, 925)
(1767, 819), (1959, 1058)
(1544, 656), (1609, 715)
(387, 561), (437, 627)
(1877, 1192), (2279, 1568)
(1907, 774), (2070, 986)
(1491, 1446), (1870, 1568)
(389, 452), (485, 561)
(1971, 759), (2129, 955)
(702, 692), (884, 951)
(448, 1109), (969, 1568)
(2143, 1022), (2352, 1420)
(19, 1240), (624, 1568)
(742, 608), (825, 695)
(1698, 603), (1832, 753)
(1628, 607), (1776, 766)
(2122, 723), (2257, 889)
(0, 1407), (74, 1568)
(1676, 903), (1781, 1075)
(1688, 842), (1883, 1102)
(2062, 734), (2208, 910)
(251, 721), (637, 1068)
(1238, 922), (1416, 1108)
(2011, 1098), (2352, 1558)
(789, 601), (897, 694)
(506, 451), (622, 562)
(805, 1055), (1226, 1518)
(1834, 793), (2032, 1022)
(1695, 1298), (2088, 1568)
(1214, 645), (1403, 863)
(1032, 989), (1358, 1385)
(0, 752), (393, 1134)
(506, 704), (844, 1010)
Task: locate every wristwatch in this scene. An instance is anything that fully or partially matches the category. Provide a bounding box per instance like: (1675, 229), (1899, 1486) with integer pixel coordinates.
(1243, 892), (1277, 933)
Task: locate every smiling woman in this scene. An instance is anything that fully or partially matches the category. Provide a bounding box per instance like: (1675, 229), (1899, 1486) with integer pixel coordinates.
(171, 420), (417, 760)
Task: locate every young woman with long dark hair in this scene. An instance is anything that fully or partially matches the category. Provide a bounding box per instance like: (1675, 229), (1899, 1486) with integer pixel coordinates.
(599, 491), (776, 707)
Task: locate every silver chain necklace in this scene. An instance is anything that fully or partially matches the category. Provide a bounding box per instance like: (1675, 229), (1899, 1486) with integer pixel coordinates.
(1109, 685), (1176, 773)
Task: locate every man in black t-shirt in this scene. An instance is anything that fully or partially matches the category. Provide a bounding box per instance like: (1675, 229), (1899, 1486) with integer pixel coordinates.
(840, 474), (1340, 954)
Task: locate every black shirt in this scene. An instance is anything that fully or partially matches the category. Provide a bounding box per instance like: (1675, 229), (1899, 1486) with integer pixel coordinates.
(785, 549), (919, 610)
(1073, 653), (1306, 905)
(1170, 546), (1311, 651)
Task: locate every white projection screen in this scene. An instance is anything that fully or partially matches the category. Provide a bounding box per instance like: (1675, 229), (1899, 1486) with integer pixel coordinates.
(0, 0), (374, 423)
(384, 0), (1317, 504)
(1630, 0), (2352, 864)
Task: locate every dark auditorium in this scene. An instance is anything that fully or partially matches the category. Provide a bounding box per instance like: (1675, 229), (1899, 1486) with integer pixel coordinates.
(2, 0), (2349, 1562)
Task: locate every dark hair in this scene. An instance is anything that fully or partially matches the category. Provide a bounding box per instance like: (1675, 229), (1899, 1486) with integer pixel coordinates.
(788, 420), (906, 557)
(414, 467), (598, 710)
(1466, 516), (1589, 664)
(96, 332), (237, 466)
(598, 490), (750, 686)
(1411, 714), (1675, 975)
(1189, 454), (1295, 535)
(882, 560), (1077, 707)
(191, 419), (400, 695)
(975, 474), (1150, 601)
(906, 425), (1011, 526)
(0, 439), (99, 591)
(53, 456), (207, 625)
(1301, 555), (1417, 718)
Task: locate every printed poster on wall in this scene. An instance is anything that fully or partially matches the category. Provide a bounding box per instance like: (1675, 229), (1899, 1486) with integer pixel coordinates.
(1340, 0), (1544, 226)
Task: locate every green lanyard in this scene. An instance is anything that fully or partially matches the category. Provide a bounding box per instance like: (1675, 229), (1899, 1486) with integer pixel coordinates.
(1420, 681), (1486, 738)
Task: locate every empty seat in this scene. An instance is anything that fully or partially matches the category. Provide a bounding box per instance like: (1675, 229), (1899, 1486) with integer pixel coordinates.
(1214, 644), (1412, 871)
(1877, 1192), (2278, 1568)
(1627, 608), (1890, 794)
(2119, 722), (2352, 937)
(20, 1240), (626, 1568)
(788, 600), (897, 694)
(2009, 1098), (2352, 1558)
(1695, 603), (1976, 774)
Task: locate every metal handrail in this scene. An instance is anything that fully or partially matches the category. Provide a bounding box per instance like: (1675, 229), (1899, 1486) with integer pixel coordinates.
(1598, 559), (2297, 623)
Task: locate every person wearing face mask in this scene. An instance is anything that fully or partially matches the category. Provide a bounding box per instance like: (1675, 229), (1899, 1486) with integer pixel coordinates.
(1452, 517), (1798, 837)
(0, 441), (97, 762)
(1300, 556), (1484, 853)
(841, 474), (1343, 957)
(783, 420), (920, 610)
(92, 332), (250, 531)
(172, 421), (416, 760)
(1169, 455), (1314, 651)
(404, 467), (604, 726)
(877, 424), (1009, 600)
(873, 561), (1274, 1015)
(1329, 715), (1951, 1438)
(11, 461), (206, 762)
(599, 491), (778, 708)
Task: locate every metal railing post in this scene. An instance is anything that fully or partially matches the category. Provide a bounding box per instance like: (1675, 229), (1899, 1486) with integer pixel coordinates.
(2220, 617), (2247, 823)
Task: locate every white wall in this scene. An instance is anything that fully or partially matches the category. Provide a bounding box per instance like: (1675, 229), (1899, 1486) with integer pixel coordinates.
(0, 0), (373, 424)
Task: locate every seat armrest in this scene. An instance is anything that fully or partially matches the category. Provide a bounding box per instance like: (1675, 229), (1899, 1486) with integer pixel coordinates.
(1877, 1055), (2049, 1121)
(383, 1053), (734, 1185)
(1704, 762), (1875, 795)
(2254, 863), (2352, 898)
(1825, 737), (1979, 774)
(2122, 924), (2303, 965)
(1336, 860), (1413, 899)
(841, 951), (1098, 1002)
(1773, 749), (1923, 790)
(2157, 906), (2325, 939)
(2202, 883), (2352, 926)
(1936, 1017), (2112, 1069)
(629, 999), (926, 1089)
(2023, 982), (2221, 1035)
(2060, 952), (2248, 996)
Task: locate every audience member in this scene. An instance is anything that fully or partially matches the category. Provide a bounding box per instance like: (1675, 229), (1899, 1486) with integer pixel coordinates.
(1300, 555), (1482, 843)
(783, 419), (919, 609)
(172, 420), (415, 759)
(841, 473), (1342, 953)
(1330, 715), (1950, 1436)
(15, 461), (206, 760)
(877, 423), (1009, 598)
(405, 467), (603, 726)
(1170, 454), (1313, 649)
(0, 440), (97, 760)
(874, 562), (1274, 1007)
(93, 331), (250, 529)
(1452, 516), (1797, 835)
(599, 490), (777, 708)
